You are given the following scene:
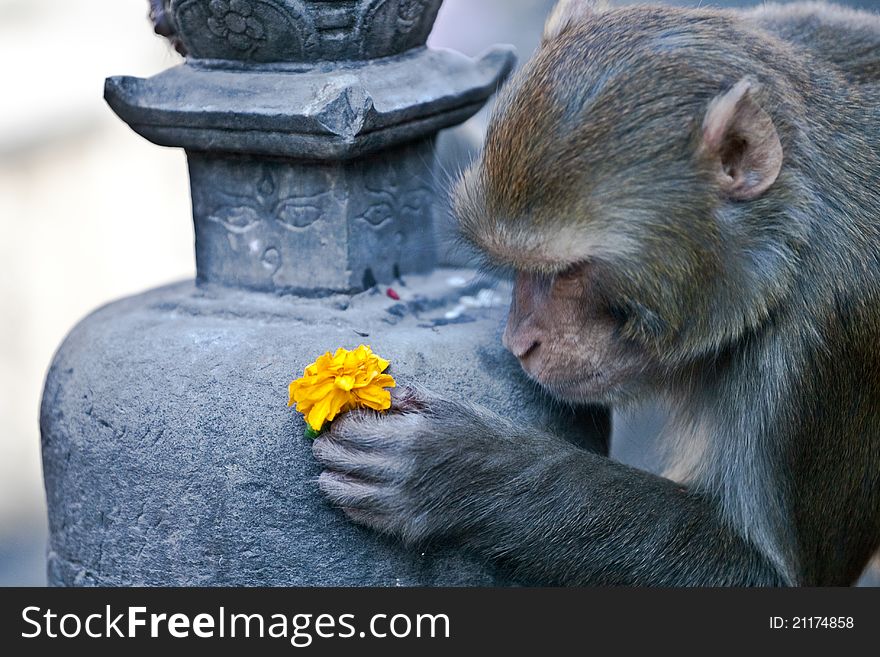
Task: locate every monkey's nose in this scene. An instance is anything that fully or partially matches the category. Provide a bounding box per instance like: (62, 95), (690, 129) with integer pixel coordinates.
(517, 341), (541, 360)
(503, 329), (541, 360)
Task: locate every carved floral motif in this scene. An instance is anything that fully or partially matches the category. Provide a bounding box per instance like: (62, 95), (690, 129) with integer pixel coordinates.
(206, 0), (267, 51)
(172, 0), (441, 61)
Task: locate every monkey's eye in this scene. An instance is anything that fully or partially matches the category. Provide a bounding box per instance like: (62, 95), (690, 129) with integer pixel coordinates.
(555, 262), (586, 283)
(608, 303), (629, 326)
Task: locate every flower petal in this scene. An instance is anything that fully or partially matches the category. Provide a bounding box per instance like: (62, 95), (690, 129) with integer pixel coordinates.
(335, 374), (356, 392)
(354, 386), (392, 410)
(324, 389), (352, 424)
(289, 345), (396, 430)
(294, 380), (336, 404)
(306, 391), (337, 432)
(372, 374), (396, 389)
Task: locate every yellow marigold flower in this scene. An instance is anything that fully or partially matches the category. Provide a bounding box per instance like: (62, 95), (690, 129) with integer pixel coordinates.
(288, 345), (396, 433)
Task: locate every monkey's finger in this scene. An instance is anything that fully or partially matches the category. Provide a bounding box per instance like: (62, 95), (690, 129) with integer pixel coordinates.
(312, 437), (397, 481)
(326, 412), (387, 446)
(329, 412), (423, 450)
(317, 471), (386, 512)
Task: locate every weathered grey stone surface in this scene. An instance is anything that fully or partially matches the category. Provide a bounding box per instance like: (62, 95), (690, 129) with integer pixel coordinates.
(188, 141), (439, 292)
(169, 0), (444, 63)
(104, 3), (515, 294)
(41, 271), (608, 586)
(104, 46), (515, 160)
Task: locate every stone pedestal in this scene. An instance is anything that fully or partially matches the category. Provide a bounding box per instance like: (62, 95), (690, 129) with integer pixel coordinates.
(42, 275), (608, 585)
(40, 0), (610, 585)
(186, 143), (438, 293)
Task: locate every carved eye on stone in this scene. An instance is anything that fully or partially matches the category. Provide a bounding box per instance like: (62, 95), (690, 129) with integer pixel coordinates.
(276, 201), (323, 229)
(208, 205), (261, 233)
(361, 203), (394, 228)
(400, 191), (426, 212)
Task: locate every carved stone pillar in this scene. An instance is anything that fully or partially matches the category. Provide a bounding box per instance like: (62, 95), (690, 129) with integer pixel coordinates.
(106, 0), (513, 293)
(40, 0), (610, 586)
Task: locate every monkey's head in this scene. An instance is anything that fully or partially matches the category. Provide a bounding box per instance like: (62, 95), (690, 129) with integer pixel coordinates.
(454, 0), (811, 404)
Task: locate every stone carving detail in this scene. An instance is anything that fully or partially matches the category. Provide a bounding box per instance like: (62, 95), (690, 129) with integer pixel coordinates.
(207, 166), (329, 236)
(189, 145), (434, 292)
(348, 144), (436, 283)
(169, 0), (442, 62)
(206, 0), (267, 52)
(261, 247), (281, 273)
(172, 0), (317, 62)
(207, 205), (262, 234)
(190, 155), (353, 290)
(276, 199), (325, 231)
(398, 0), (429, 26)
(356, 0), (441, 59)
(357, 177), (430, 231)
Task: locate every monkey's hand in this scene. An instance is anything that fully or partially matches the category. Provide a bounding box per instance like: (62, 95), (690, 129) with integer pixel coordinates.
(313, 388), (787, 586)
(312, 386), (559, 545)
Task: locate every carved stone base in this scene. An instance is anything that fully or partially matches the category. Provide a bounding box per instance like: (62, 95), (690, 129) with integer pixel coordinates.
(189, 141), (436, 293)
(104, 47), (515, 160)
(40, 271), (609, 586)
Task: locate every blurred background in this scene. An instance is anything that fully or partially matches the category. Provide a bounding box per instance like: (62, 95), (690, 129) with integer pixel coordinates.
(1, 0), (877, 586)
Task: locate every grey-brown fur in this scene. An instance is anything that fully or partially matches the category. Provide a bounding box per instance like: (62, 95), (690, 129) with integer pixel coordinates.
(748, 1), (880, 85)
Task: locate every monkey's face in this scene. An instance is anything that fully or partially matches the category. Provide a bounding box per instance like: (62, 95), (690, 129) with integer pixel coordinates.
(501, 263), (660, 405)
(455, 9), (802, 402)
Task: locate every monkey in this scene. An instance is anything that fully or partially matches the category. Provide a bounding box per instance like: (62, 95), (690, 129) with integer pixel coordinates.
(312, 0), (880, 586)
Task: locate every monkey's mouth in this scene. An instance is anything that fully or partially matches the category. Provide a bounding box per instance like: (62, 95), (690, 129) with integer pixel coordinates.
(524, 351), (648, 404)
(530, 370), (609, 402)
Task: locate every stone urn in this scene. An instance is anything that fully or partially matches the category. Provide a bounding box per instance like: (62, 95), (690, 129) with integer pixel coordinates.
(40, 0), (609, 585)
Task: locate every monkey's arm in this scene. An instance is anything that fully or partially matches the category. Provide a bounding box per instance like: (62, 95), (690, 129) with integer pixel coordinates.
(313, 390), (786, 586)
(745, 2), (880, 85)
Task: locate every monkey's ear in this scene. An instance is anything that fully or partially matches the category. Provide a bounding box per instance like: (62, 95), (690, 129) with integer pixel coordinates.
(700, 78), (783, 201)
(543, 0), (609, 42)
